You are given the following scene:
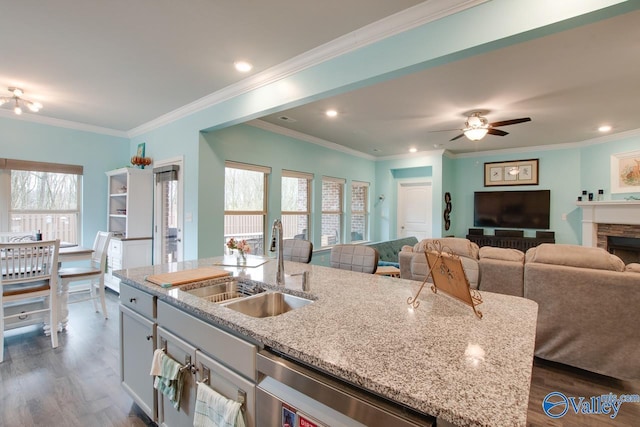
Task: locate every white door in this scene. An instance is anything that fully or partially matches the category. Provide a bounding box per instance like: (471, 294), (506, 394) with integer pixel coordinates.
(153, 158), (183, 264)
(397, 181), (432, 240)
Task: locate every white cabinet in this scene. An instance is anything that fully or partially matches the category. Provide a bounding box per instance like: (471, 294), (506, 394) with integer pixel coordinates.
(105, 168), (153, 292)
(106, 238), (152, 292)
(106, 167), (153, 239)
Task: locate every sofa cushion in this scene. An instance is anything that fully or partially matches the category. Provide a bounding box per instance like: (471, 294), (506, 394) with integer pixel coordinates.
(626, 263), (640, 273)
(414, 237), (479, 260)
(525, 243), (625, 272)
(367, 237), (418, 263)
(479, 246), (524, 263)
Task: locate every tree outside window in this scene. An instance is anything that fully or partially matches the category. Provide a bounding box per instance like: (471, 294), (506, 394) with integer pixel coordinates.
(8, 169), (80, 243)
(224, 162), (270, 255)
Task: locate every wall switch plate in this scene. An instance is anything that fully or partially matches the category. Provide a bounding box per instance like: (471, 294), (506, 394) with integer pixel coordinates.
(562, 213), (567, 220)
(185, 212), (193, 222)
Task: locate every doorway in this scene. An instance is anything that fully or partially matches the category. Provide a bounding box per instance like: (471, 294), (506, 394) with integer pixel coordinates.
(397, 181), (432, 240)
(153, 158), (183, 264)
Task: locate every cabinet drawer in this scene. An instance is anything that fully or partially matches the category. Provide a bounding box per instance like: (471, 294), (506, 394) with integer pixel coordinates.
(158, 301), (256, 380)
(196, 350), (255, 427)
(111, 258), (123, 270)
(120, 283), (155, 319)
(109, 239), (123, 257)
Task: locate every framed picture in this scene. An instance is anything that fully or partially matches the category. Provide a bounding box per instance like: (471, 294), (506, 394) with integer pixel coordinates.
(611, 150), (640, 193)
(136, 142), (146, 158)
(484, 159), (539, 186)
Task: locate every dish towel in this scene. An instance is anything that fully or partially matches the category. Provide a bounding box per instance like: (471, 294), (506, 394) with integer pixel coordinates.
(150, 349), (186, 410)
(193, 382), (246, 427)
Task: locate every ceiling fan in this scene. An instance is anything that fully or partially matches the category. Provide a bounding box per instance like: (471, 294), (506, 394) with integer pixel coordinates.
(435, 112), (531, 142)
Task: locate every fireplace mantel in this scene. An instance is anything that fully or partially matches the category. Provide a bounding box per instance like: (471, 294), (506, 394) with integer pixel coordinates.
(577, 200), (640, 247)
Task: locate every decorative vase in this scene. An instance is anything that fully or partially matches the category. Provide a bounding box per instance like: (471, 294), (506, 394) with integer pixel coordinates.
(236, 250), (247, 265)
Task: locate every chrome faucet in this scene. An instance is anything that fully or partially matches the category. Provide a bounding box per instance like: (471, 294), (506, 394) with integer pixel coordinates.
(270, 219), (285, 286)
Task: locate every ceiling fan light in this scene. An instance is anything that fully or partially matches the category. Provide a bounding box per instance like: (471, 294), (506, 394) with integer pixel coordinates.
(464, 127), (489, 141)
(12, 88), (23, 97)
(14, 105), (22, 115)
(27, 101), (42, 112)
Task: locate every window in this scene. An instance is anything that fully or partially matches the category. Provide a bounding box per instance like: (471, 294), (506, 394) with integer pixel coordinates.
(224, 161), (270, 255)
(281, 170), (312, 240)
(1, 158), (83, 244)
(321, 177), (344, 247)
(351, 181), (369, 242)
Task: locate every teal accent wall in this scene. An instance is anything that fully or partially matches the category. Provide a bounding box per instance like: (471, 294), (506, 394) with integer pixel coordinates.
(451, 149), (582, 244)
(580, 133), (640, 200)
(0, 116), (129, 246)
(200, 124), (376, 262)
(374, 152), (443, 241)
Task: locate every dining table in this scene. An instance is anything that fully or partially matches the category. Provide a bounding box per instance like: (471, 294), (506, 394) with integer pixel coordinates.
(55, 243), (94, 331)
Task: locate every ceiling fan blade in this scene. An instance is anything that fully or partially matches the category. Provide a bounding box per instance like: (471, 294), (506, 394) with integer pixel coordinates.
(449, 133), (465, 141)
(488, 128), (509, 136)
(489, 117), (531, 127)
(428, 128), (461, 133)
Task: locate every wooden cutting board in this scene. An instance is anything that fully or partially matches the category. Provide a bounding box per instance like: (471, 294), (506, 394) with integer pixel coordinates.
(146, 267), (230, 286)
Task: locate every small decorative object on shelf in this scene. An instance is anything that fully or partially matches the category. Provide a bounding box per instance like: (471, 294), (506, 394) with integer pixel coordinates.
(597, 189), (604, 201)
(226, 237), (251, 264)
(131, 156), (152, 169)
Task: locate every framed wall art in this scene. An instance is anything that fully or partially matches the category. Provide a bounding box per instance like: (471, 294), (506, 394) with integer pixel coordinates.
(610, 150), (640, 193)
(484, 159), (539, 187)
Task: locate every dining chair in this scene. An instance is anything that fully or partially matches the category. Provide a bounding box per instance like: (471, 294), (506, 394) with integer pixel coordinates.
(0, 232), (37, 243)
(58, 231), (112, 320)
(330, 244), (379, 274)
(283, 239), (313, 263)
(1, 239), (60, 363)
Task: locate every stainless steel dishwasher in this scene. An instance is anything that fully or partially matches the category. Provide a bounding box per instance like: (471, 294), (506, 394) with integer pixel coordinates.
(256, 350), (435, 427)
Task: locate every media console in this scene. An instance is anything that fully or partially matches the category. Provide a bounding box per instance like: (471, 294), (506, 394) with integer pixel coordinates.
(466, 229), (554, 251)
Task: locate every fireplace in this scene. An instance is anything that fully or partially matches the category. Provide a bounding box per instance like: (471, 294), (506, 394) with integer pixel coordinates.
(607, 236), (640, 264)
(578, 200), (640, 263)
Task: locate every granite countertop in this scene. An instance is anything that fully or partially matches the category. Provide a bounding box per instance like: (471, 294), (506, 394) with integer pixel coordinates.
(115, 255), (538, 427)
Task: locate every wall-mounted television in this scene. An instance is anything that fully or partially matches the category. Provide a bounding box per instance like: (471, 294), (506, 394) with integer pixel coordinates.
(474, 190), (550, 229)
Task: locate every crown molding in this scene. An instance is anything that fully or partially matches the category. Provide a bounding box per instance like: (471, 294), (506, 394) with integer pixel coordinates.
(128, 0), (486, 138)
(450, 127), (640, 159)
(0, 108), (128, 138)
(246, 120), (376, 161)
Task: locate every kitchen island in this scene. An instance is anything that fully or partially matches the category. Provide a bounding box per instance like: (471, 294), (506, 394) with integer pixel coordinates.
(116, 255), (537, 426)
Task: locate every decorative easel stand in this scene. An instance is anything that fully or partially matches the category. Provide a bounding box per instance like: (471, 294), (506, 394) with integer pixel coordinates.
(407, 241), (483, 319)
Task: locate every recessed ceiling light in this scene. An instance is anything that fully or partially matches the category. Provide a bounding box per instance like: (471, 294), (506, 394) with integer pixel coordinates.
(234, 61), (253, 73)
(325, 109), (338, 117)
(598, 125), (612, 132)
(409, 147), (417, 153)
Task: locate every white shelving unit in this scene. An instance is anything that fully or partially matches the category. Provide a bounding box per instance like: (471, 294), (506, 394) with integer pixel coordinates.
(105, 167), (153, 292)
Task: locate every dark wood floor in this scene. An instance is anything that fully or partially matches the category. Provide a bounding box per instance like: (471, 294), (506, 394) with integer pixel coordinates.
(1, 291), (638, 426)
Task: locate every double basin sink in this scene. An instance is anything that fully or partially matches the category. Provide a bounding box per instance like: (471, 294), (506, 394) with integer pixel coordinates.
(185, 280), (312, 318)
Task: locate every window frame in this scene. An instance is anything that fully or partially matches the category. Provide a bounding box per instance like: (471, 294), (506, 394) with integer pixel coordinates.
(321, 176), (345, 248)
(281, 169), (313, 240)
(1, 158), (83, 244)
(223, 161), (271, 255)
(350, 181), (369, 242)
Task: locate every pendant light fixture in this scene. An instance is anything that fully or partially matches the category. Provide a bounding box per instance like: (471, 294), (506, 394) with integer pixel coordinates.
(0, 87), (43, 115)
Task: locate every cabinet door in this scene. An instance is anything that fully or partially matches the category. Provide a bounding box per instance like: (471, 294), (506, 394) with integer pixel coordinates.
(157, 326), (197, 427)
(120, 305), (156, 421)
(195, 350), (256, 427)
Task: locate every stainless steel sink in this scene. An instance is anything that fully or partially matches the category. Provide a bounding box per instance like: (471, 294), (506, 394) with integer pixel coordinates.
(221, 291), (313, 318)
(185, 280), (264, 303)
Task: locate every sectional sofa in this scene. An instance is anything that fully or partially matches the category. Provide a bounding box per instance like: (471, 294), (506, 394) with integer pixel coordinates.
(399, 238), (640, 381)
